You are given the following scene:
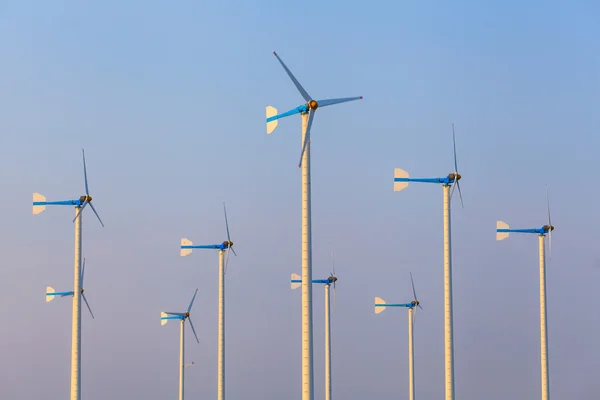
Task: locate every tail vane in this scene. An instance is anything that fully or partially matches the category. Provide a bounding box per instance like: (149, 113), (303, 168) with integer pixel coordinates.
(374, 297), (386, 314)
(393, 169), (409, 192)
(32, 193), (47, 215)
(291, 273), (301, 290)
(266, 106), (279, 134)
(160, 311), (169, 326)
(496, 221), (510, 241)
(46, 286), (55, 302)
(181, 238), (193, 257)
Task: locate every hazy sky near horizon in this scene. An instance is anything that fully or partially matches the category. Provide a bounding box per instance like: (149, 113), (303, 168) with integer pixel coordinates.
(0, 1), (599, 399)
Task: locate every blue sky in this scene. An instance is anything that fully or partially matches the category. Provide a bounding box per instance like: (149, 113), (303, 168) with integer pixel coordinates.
(0, 1), (599, 399)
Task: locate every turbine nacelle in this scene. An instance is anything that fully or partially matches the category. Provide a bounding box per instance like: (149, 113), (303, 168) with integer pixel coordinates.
(448, 173), (461, 182)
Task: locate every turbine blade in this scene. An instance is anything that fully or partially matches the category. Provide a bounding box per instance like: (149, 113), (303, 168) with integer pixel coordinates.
(88, 202), (105, 227)
(546, 184), (552, 259)
(223, 202), (231, 243)
(273, 51), (311, 102)
(187, 288), (198, 313)
(82, 293), (95, 319)
(298, 110), (315, 168)
(73, 200), (89, 223)
(231, 247), (237, 257)
(410, 272), (418, 302)
(82, 149), (89, 196)
(316, 96), (362, 108)
(456, 180), (464, 208)
(452, 123), (458, 175)
(188, 317), (200, 344)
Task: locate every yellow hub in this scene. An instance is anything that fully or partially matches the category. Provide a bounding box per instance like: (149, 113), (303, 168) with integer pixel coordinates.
(308, 100), (318, 110)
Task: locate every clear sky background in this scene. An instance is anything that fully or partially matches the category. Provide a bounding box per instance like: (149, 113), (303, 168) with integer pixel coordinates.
(0, 1), (598, 399)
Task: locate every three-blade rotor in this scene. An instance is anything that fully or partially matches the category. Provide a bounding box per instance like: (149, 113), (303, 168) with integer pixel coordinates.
(409, 272), (422, 333)
(73, 149), (104, 227)
(223, 202), (237, 274)
(268, 51), (362, 168)
(449, 123), (464, 208)
(162, 288), (200, 343)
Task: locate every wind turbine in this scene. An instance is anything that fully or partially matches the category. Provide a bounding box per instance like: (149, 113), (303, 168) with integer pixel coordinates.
(496, 186), (554, 400)
(46, 258), (95, 321)
(179, 203), (236, 400)
(266, 51), (362, 400)
(33, 149), (104, 400)
(290, 267), (338, 400)
(392, 124), (462, 400)
(374, 273), (423, 400)
(161, 288), (200, 400)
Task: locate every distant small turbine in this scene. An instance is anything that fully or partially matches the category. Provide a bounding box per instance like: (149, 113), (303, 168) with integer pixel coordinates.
(496, 186), (554, 400)
(161, 288), (200, 400)
(180, 203), (236, 400)
(291, 266), (338, 400)
(392, 124), (462, 400)
(46, 258), (95, 321)
(267, 51), (362, 400)
(374, 273), (423, 400)
(33, 149), (104, 400)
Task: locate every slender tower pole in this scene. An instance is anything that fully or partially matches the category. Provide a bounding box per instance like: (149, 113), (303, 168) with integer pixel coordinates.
(218, 249), (226, 400)
(538, 235), (549, 400)
(71, 207), (83, 400)
(179, 319), (185, 400)
(300, 112), (315, 400)
(442, 184), (455, 400)
(408, 307), (415, 400)
(324, 284), (332, 400)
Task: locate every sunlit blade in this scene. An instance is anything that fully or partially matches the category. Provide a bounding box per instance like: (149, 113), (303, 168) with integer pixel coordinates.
(187, 288), (198, 313)
(82, 149), (90, 196)
(298, 110), (315, 168)
(81, 258), (86, 286)
(82, 293), (95, 319)
(73, 200), (89, 223)
(331, 251), (336, 276)
(273, 51), (311, 102)
(410, 272), (418, 302)
(188, 317), (200, 344)
(89, 203), (105, 227)
(223, 202), (231, 243)
(316, 96), (362, 108)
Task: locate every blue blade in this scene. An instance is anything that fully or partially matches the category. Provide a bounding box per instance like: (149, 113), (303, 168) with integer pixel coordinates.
(273, 52), (311, 102)
(298, 110), (315, 168)
(187, 288), (198, 313)
(316, 97), (362, 108)
(82, 149), (89, 196)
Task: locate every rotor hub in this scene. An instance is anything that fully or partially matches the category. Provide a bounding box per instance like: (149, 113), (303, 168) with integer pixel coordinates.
(448, 172), (461, 181)
(223, 241), (234, 248)
(79, 195), (92, 202)
(308, 100), (319, 110)
(185, 312), (190, 318)
(543, 225), (554, 232)
(329, 276), (337, 283)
